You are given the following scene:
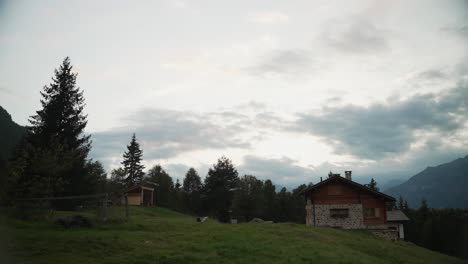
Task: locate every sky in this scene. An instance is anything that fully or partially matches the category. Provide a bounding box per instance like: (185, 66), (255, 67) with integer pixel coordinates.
(1, 0), (468, 189)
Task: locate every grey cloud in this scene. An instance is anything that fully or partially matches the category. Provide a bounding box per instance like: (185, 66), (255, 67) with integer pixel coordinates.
(323, 19), (389, 53)
(441, 25), (468, 38)
(291, 82), (468, 159)
(416, 69), (449, 81)
(90, 108), (253, 167)
(247, 49), (313, 76)
(239, 155), (315, 188)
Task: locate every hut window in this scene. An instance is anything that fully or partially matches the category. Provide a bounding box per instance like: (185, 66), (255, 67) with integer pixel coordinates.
(364, 208), (380, 218)
(330, 208), (349, 218)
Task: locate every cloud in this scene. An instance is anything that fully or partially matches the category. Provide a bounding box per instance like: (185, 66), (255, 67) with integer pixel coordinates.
(247, 49), (313, 76)
(90, 108), (253, 168)
(250, 11), (289, 25)
(239, 155), (315, 187)
(441, 25), (468, 38)
(323, 19), (389, 54)
(415, 69), (449, 81)
(290, 82), (468, 160)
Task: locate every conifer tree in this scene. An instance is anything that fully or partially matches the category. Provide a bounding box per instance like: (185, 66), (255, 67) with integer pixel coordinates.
(204, 156), (239, 222)
(29, 57), (90, 155)
(13, 57), (93, 198)
(147, 164), (173, 207)
(182, 168), (202, 214)
(369, 178), (379, 191)
(121, 133), (145, 186)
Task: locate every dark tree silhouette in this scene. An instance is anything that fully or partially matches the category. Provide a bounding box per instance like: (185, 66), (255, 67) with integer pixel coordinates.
(121, 133), (145, 186)
(147, 165), (174, 207)
(182, 168), (203, 214)
(204, 156), (239, 222)
(29, 57), (90, 155)
(368, 178), (379, 191)
(12, 57), (96, 199)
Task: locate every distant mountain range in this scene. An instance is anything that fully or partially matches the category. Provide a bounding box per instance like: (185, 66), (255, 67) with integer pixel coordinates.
(0, 106), (26, 161)
(385, 156), (468, 209)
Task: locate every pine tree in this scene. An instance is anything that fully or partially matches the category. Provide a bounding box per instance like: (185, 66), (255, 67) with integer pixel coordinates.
(398, 195), (404, 210)
(182, 168), (202, 214)
(175, 179), (181, 191)
(403, 200), (409, 212)
(121, 134), (145, 186)
(29, 57), (90, 155)
(147, 165), (174, 207)
(262, 179), (276, 220)
(182, 168), (202, 194)
(369, 178), (379, 191)
(13, 57), (93, 198)
(204, 156), (239, 222)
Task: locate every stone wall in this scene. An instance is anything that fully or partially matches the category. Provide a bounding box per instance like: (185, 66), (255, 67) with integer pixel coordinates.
(310, 203), (365, 229)
(372, 230), (398, 241)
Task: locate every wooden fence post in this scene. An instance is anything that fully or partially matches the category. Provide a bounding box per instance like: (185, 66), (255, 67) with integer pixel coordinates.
(103, 193), (108, 222)
(125, 194), (129, 220)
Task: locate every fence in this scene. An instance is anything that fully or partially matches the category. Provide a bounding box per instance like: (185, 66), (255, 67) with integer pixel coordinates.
(13, 192), (132, 223)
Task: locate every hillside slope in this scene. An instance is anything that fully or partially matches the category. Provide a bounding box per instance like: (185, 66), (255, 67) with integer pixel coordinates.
(1, 207), (464, 264)
(0, 105), (26, 161)
(386, 156), (468, 208)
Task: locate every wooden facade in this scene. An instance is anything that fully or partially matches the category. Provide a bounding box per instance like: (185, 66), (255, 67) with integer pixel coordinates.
(302, 174), (395, 229)
(125, 185), (154, 206)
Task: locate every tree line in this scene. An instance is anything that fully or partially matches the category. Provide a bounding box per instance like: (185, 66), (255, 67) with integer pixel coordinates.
(0, 57), (308, 223)
(108, 132), (308, 223)
(398, 197), (468, 259)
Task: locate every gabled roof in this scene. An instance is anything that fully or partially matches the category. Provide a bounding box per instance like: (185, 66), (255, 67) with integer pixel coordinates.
(126, 184), (155, 193)
(300, 175), (396, 201)
(387, 210), (410, 221)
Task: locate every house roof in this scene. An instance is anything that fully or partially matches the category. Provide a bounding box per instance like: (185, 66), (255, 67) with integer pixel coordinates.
(386, 210), (410, 222)
(126, 184), (155, 193)
(300, 175), (396, 201)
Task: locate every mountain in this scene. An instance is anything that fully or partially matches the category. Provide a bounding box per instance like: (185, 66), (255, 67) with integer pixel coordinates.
(385, 156), (468, 209)
(0, 106), (26, 161)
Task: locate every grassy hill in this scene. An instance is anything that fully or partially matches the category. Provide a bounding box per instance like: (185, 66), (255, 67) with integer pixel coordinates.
(0, 206), (464, 264)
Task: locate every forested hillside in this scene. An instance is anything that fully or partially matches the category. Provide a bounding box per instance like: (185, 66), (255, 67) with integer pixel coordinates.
(386, 156), (468, 209)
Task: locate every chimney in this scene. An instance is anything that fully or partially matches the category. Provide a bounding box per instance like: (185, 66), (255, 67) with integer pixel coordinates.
(345, 171), (352, 180)
(320, 177), (322, 182)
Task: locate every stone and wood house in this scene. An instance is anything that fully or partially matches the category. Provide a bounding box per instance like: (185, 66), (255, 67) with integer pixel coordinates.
(301, 171), (409, 239)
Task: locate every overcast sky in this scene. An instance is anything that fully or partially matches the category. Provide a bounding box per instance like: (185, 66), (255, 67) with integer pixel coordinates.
(1, 0), (467, 189)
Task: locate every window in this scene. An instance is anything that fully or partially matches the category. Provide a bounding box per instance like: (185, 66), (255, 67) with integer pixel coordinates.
(330, 208), (349, 218)
(364, 208), (380, 218)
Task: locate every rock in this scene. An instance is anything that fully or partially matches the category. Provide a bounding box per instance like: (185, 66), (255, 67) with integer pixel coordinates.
(55, 215), (92, 228)
(250, 218), (264, 223)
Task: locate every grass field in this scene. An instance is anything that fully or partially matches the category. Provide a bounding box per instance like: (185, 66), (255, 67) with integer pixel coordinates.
(0, 206), (465, 264)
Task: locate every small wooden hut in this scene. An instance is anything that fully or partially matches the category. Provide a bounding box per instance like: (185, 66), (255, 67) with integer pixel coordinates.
(125, 185), (154, 206)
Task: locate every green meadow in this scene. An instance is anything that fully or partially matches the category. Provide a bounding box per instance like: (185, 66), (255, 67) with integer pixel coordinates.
(1, 206), (465, 264)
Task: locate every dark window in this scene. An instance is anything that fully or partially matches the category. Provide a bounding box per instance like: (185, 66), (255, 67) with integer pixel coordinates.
(364, 208), (380, 218)
(330, 208), (349, 218)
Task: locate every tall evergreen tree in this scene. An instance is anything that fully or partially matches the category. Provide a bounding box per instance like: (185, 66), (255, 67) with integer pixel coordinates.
(398, 195), (404, 210)
(182, 168), (202, 214)
(147, 165), (174, 207)
(13, 57), (94, 198)
(368, 178), (379, 191)
(121, 133), (145, 186)
(231, 175), (264, 222)
(203, 156), (239, 222)
(262, 179), (276, 221)
(29, 57), (90, 155)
